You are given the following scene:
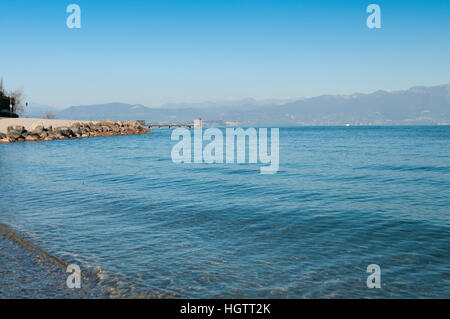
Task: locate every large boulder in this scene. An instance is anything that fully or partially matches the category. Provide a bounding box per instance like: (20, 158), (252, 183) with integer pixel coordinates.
(8, 126), (25, 134)
(25, 134), (40, 142)
(111, 126), (120, 133)
(70, 127), (81, 136)
(7, 129), (22, 139)
(55, 127), (73, 137)
(31, 125), (44, 135)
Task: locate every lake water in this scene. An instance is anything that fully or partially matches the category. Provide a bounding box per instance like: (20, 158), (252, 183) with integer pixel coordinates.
(0, 126), (449, 298)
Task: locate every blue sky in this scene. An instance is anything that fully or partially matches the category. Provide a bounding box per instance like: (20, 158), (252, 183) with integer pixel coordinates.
(1, 0), (449, 108)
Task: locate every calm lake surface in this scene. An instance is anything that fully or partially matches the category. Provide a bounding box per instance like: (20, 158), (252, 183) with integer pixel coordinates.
(0, 126), (449, 298)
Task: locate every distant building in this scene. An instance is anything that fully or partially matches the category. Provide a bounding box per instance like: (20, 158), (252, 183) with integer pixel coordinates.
(194, 117), (203, 129)
(0, 92), (18, 118)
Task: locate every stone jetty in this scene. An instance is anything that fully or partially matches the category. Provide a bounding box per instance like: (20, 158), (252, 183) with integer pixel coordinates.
(0, 119), (151, 143)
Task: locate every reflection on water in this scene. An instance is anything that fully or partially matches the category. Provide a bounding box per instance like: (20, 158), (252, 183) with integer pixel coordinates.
(0, 126), (449, 298)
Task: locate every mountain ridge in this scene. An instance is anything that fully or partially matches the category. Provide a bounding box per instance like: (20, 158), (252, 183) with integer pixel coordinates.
(24, 83), (450, 125)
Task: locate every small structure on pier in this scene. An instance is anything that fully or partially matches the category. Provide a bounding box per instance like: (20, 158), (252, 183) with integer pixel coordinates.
(194, 117), (203, 129)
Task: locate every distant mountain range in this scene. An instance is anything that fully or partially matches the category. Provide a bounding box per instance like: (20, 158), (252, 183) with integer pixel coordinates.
(24, 84), (450, 125)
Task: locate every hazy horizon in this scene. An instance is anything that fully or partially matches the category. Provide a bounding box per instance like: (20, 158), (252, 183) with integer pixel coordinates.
(23, 82), (450, 110)
(21, 83), (449, 126)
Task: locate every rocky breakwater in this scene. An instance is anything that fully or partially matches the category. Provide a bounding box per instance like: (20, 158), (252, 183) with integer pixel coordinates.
(0, 121), (151, 143)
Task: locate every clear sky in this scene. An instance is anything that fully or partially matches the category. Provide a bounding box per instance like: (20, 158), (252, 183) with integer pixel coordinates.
(1, 0), (449, 108)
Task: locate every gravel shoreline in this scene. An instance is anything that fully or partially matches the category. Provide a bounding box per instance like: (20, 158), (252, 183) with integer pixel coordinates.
(0, 223), (110, 298)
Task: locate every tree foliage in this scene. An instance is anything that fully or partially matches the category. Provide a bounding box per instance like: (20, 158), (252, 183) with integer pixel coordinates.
(0, 78), (26, 116)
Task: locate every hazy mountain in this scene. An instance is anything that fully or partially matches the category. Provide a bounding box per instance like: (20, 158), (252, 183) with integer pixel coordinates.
(33, 84), (450, 125)
(161, 98), (293, 109)
(265, 84), (450, 126)
(23, 103), (59, 118)
(56, 103), (152, 121)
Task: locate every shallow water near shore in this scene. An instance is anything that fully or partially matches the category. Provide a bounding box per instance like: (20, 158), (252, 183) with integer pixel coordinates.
(0, 223), (110, 298)
(0, 126), (449, 298)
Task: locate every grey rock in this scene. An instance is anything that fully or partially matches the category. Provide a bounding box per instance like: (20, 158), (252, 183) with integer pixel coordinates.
(25, 134), (40, 142)
(7, 130), (22, 139)
(32, 125), (44, 134)
(55, 127), (73, 137)
(71, 127), (81, 135)
(15, 125), (25, 132)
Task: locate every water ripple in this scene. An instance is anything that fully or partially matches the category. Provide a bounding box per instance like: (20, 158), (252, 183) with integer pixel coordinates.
(0, 126), (449, 298)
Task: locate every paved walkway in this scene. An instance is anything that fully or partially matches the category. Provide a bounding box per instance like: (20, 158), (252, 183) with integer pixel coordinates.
(0, 118), (93, 134)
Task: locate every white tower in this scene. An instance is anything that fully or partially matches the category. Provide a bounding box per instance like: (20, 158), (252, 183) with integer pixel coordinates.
(194, 117), (203, 129)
